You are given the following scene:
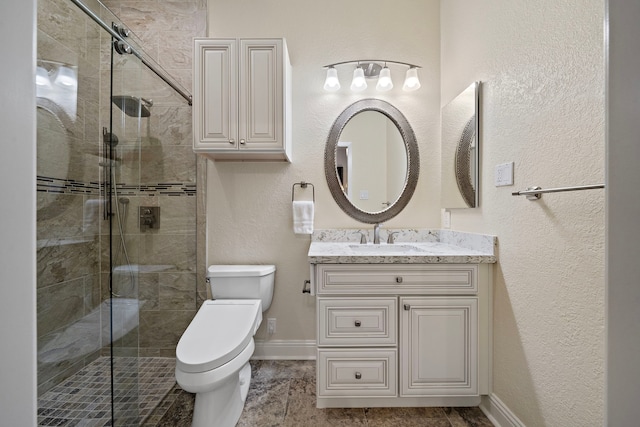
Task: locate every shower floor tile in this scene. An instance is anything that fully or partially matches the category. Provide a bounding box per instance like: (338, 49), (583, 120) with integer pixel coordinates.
(38, 357), (176, 426)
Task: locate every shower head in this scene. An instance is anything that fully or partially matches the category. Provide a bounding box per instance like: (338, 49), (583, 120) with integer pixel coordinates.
(111, 95), (152, 117)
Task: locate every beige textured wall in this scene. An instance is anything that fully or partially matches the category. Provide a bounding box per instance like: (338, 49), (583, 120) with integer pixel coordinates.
(441, 1), (605, 425)
(206, 0), (441, 341)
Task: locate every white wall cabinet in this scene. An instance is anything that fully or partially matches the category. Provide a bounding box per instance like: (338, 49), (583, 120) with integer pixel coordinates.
(312, 263), (491, 408)
(193, 38), (292, 161)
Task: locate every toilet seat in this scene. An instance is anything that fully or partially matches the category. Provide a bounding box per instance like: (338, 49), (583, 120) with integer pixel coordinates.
(176, 300), (262, 374)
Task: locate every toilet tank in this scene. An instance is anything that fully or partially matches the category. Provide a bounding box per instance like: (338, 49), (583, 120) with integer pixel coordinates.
(207, 265), (275, 311)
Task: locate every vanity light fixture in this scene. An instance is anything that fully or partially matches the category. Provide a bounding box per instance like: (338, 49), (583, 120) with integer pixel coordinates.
(350, 65), (367, 92)
(323, 60), (421, 93)
(323, 66), (341, 92)
(54, 65), (78, 88)
(376, 65), (393, 91)
(36, 66), (51, 87)
(402, 66), (421, 92)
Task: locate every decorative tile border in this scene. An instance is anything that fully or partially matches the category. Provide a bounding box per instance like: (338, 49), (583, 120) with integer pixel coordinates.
(37, 176), (196, 197)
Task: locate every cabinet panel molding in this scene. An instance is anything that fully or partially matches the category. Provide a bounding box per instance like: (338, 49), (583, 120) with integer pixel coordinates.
(318, 349), (397, 397)
(316, 264), (478, 295)
(400, 297), (478, 396)
(193, 38), (291, 161)
(318, 297), (397, 346)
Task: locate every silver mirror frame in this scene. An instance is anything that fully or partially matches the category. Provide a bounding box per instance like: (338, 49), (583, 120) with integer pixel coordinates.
(37, 97), (76, 221)
(455, 114), (477, 207)
(324, 99), (420, 224)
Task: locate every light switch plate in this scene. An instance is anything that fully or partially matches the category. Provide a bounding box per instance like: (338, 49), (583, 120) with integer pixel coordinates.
(495, 162), (514, 186)
(441, 209), (451, 229)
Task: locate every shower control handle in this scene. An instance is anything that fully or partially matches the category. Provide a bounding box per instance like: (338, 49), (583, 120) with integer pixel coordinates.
(139, 206), (160, 231)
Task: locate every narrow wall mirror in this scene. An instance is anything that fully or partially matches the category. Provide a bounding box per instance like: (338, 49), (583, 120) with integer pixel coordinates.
(325, 99), (419, 224)
(441, 82), (480, 208)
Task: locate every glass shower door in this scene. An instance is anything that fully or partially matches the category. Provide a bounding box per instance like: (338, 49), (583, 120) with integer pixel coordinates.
(107, 24), (145, 425)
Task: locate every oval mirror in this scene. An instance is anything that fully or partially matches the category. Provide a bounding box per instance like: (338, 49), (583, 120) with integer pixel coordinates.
(441, 82), (480, 208)
(325, 99), (419, 224)
(37, 97), (75, 220)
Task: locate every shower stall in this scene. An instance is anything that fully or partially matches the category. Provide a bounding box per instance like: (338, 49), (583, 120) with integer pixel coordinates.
(36, 0), (205, 424)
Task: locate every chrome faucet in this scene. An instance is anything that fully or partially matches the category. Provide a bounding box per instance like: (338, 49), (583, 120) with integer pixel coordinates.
(373, 223), (381, 244)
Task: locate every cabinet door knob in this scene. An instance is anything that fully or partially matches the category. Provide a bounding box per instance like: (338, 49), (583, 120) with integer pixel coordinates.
(240, 139), (246, 145)
(404, 303), (411, 311)
(354, 320), (361, 327)
(228, 139), (235, 145)
(396, 276), (403, 283)
(355, 372), (362, 380)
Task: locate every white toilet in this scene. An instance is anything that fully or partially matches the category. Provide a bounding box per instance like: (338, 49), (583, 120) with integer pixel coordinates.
(175, 265), (276, 427)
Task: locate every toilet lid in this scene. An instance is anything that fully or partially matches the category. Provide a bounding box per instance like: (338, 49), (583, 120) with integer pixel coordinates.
(176, 300), (262, 373)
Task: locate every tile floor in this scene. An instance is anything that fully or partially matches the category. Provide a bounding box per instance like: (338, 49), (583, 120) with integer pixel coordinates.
(38, 357), (175, 426)
(151, 360), (495, 427)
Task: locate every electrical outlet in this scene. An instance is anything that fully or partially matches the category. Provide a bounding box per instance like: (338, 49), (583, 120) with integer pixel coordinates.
(359, 190), (369, 200)
(267, 318), (276, 335)
(495, 162), (514, 186)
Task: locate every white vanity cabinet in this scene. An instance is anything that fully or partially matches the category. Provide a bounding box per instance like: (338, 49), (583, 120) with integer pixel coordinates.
(193, 38), (292, 161)
(313, 263), (491, 408)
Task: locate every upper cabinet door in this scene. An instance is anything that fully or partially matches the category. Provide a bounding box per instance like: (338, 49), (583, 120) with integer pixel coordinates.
(193, 38), (291, 162)
(239, 39), (283, 150)
(194, 39), (237, 149)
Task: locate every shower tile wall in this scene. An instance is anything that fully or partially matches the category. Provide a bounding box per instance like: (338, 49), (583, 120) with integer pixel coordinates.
(36, 0), (106, 395)
(37, 0), (207, 397)
(101, 0), (207, 357)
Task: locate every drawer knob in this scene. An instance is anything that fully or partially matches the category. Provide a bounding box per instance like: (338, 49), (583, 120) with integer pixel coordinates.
(396, 276), (403, 283)
(354, 320), (361, 327)
(229, 139), (235, 145)
(404, 303), (411, 311)
(355, 372), (362, 380)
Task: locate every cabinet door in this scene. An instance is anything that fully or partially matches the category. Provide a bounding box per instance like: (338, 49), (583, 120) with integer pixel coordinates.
(238, 39), (283, 150)
(194, 39), (237, 150)
(400, 297), (478, 396)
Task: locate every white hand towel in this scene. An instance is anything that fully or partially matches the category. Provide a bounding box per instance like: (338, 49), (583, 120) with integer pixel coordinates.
(292, 200), (314, 234)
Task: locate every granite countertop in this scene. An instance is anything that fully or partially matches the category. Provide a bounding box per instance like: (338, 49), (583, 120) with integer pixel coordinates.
(308, 229), (497, 264)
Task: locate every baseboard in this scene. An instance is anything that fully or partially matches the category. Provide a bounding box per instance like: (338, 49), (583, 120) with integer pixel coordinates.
(480, 394), (526, 427)
(252, 339), (316, 360)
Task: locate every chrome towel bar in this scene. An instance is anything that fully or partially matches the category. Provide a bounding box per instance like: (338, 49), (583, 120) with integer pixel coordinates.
(292, 181), (315, 202)
(512, 184), (605, 200)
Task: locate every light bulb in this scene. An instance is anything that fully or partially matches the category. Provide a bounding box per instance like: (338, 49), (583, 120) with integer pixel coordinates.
(54, 66), (77, 88)
(350, 66), (367, 92)
(36, 66), (51, 87)
(376, 66), (393, 91)
(402, 67), (421, 92)
(323, 67), (340, 92)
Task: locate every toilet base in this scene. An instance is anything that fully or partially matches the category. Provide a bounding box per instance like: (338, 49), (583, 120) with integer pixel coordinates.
(192, 362), (252, 427)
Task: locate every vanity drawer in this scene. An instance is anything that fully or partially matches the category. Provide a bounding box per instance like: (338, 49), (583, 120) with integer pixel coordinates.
(315, 264), (478, 295)
(317, 349), (397, 397)
(318, 297), (397, 346)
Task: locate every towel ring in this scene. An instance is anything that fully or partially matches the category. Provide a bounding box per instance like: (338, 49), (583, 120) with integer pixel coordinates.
(292, 181), (315, 202)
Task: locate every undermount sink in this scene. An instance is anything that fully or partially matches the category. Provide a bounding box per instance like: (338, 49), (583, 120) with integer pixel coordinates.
(348, 244), (423, 253)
